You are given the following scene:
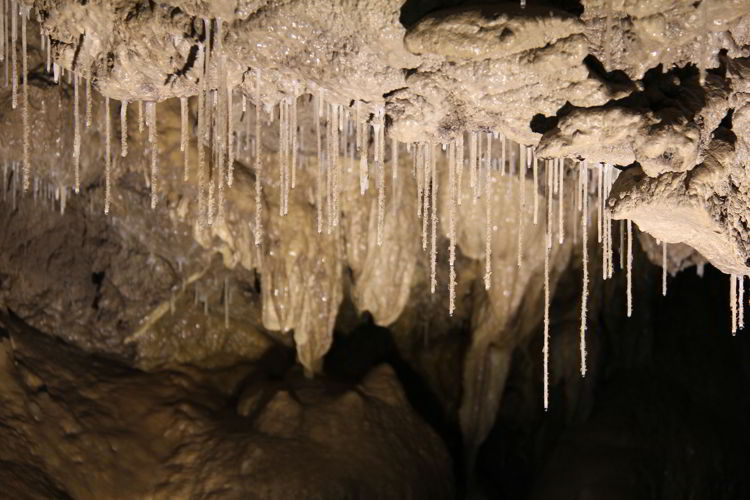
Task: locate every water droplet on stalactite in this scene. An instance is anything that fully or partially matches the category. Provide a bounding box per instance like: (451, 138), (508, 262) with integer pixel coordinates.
(517, 144), (526, 268)
(148, 101), (158, 209)
(180, 96), (188, 180)
(21, 5), (28, 192)
(731, 274), (737, 335)
(448, 141), (457, 315)
(521, 0), (526, 8)
(104, 96), (111, 214)
(10, 0), (17, 110)
(580, 160), (588, 377)
(120, 100), (128, 158)
(254, 70), (263, 245)
(73, 72), (81, 193)
(627, 218), (633, 318)
(430, 143), (438, 294)
(661, 240), (668, 297)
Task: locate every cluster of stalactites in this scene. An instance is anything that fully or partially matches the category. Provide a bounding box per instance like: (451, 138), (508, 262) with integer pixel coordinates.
(4, 8), (749, 412)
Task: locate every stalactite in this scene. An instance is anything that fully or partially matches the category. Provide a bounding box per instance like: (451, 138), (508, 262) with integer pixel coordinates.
(20, 5), (28, 191)
(358, 101), (368, 195)
(73, 71), (81, 193)
(279, 99), (286, 217)
(602, 165), (608, 280)
(619, 219), (625, 270)
(739, 275), (745, 330)
(148, 101), (158, 209)
(391, 137), (398, 183)
(558, 159), (564, 244)
(469, 131), (477, 198)
(448, 141), (457, 315)
(316, 92), (323, 233)
(2, 0), (7, 87)
(227, 87), (235, 187)
(605, 165), (614, 278)
(332, 103), (341, 228)
(376, 107), (385, 246)
(484, 139), (492, 291)
(180, 96), (188, 180)
(197, 76), (206, 228)
(137, 100), (144, 134)
(543, 157), (551, 410)
(597, 163), (603, 244)
(416, 142), (424, 219)
(731, 274), (738, 335)
(104, 96), (111, 214)
(325, 102), (333, 232)
(0, 0), (4, 68)
(254, 70), (263, 245)
(224, 277), (230, 328)
(10, 0), (16, 109)
(456, 133), (464, 205)
(430, 143), (438, 294)
(662, 240), (667, 296)
(286, 93), (296, 191)
(580, 160), (588, 377)
(500, 134), (506, 177)
(627, 218), (633, 317)
(576, 157), (582, 212)
(517, 144), (525, 268)
(533, 150), (539, 225)
(120, 100), (128, 158)
(422, 144), (430, 251)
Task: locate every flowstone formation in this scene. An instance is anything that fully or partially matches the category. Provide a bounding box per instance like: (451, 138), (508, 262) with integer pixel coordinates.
(1, 0), (750, 495)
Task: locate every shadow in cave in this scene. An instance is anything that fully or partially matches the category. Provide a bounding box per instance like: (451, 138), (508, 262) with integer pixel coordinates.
(324, 312), (466, 494)
(476, 245), (750, 499)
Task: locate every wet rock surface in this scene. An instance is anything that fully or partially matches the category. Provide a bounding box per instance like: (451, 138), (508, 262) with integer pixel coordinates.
(0, 312), (454, 499)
